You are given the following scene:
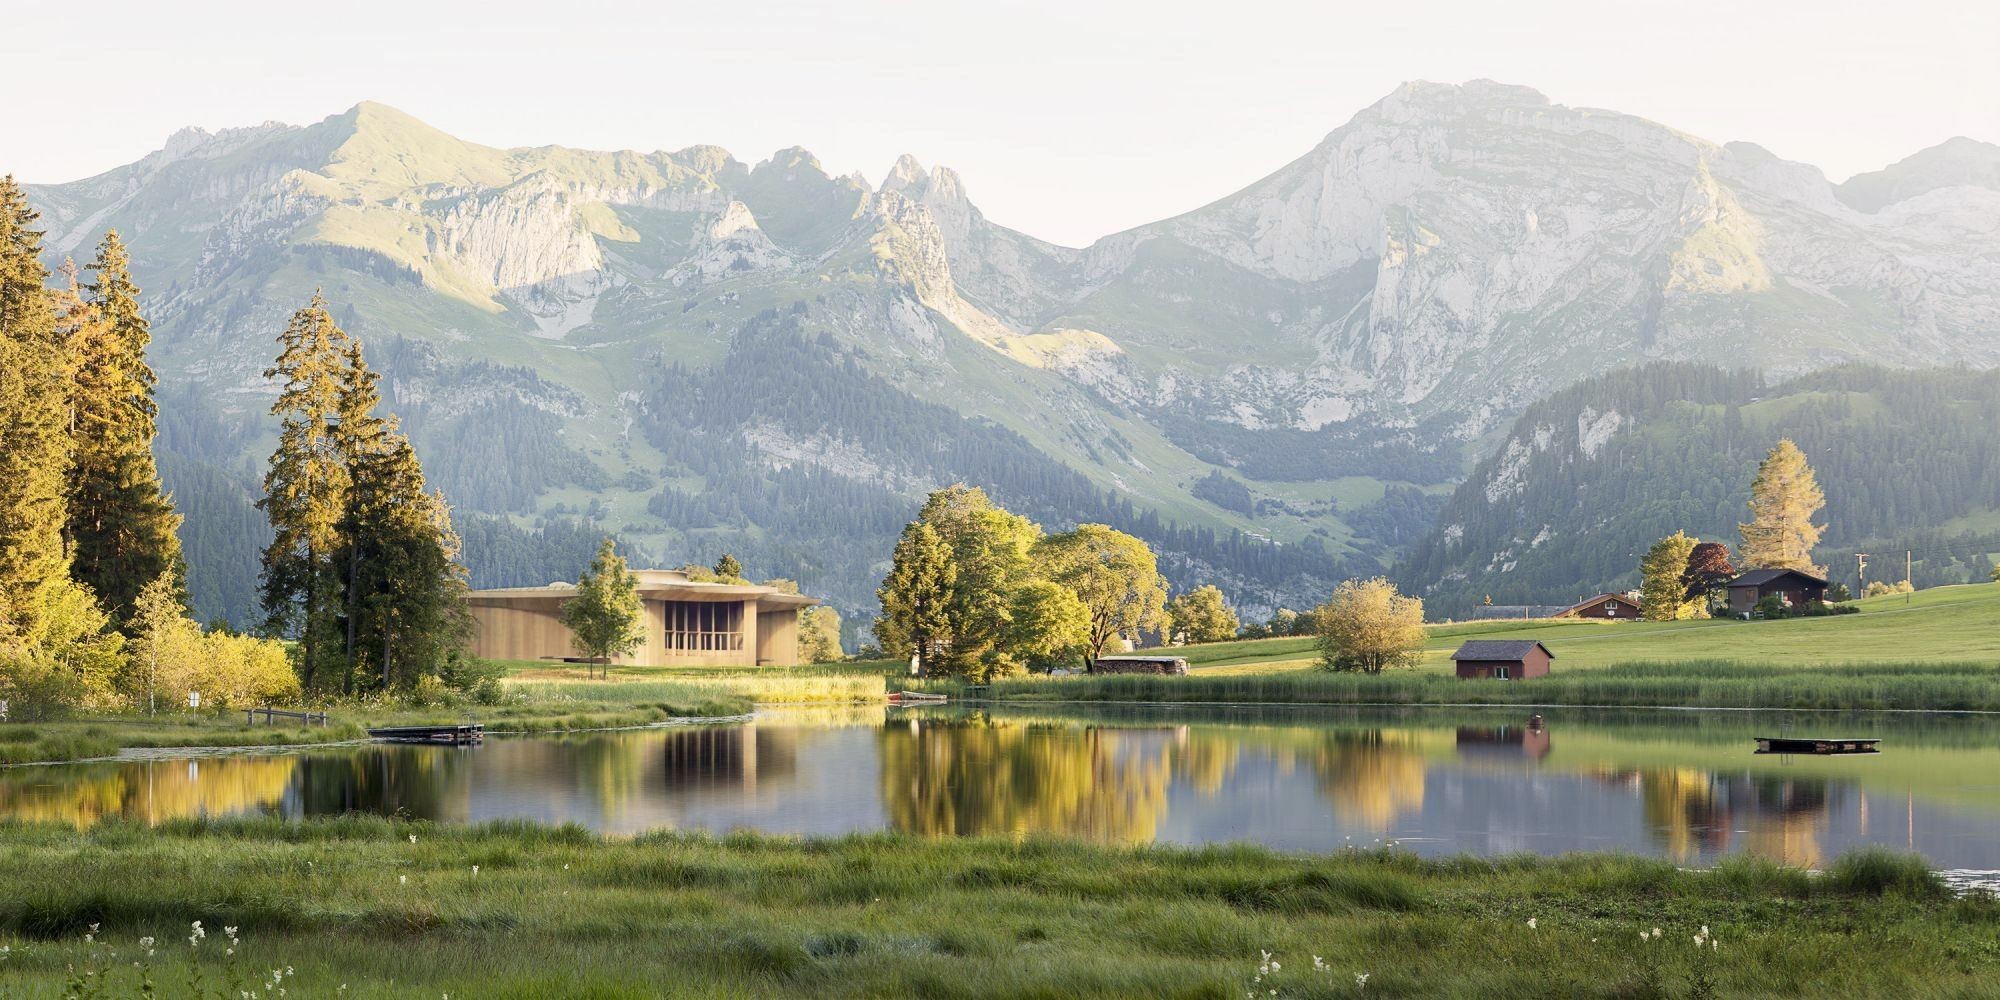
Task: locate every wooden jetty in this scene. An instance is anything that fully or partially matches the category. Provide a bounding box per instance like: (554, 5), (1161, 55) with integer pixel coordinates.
(886, 691), (949, 705)
(244, 707), (332, 727)
(366, 723), (484, 745)
(1755, 736), (1880, 755)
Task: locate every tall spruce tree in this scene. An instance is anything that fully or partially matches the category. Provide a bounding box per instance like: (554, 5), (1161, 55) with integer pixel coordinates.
(874, 521), (956, 677)
(1738, 439), (1827, 575)
(258, 294), (353, 688)
(0, 177), (71, 642)
(332, 340), (468, 691)
(67, 230), (182, 623)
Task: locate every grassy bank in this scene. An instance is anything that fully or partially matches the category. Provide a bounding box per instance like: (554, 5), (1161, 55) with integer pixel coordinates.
(0, 817), (1986, 998)
(966, 659), (2000, 711)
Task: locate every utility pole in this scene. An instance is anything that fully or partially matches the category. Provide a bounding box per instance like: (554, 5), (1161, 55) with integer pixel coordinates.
(1907, 550), (1914, 605)
(1855, 552), (1869, 598)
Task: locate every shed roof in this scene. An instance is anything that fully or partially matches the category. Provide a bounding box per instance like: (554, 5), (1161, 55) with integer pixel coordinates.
(1727, 568), (1828, 588)
(1450, 639), (1555, 661)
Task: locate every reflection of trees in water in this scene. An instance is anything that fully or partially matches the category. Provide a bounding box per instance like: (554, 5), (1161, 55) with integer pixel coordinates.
(1301, 730), (1426, 832)
(879, 719), (1172, 843)
(1606, 767), (1839, 865)
(1171, 728), (1240, 795)
(291, 748), (471, 821)
(0, 757), (297, 828)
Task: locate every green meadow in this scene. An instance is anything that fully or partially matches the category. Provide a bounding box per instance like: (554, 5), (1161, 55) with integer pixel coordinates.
(0, 817), (1989, 999)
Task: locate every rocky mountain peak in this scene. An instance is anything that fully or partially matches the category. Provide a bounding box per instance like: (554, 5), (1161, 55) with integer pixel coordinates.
(1837, 136), (2000, 212)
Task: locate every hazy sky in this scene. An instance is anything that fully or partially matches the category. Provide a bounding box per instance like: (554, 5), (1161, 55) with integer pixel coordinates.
(9, 0), (1996, 246)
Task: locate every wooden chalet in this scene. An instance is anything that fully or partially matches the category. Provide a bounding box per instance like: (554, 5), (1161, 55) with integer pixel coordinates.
(1450, 640), (1555, 680)
(1724, 568), (1828, 616)
(1558, 593), (1642, 620)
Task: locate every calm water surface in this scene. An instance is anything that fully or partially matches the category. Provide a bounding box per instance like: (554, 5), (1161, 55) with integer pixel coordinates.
(7, 704), (2000, 869)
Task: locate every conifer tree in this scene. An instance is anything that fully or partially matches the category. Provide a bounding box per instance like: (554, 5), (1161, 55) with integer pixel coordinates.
(67, 231), (182, 623)
(713, 553), (744, 582)
(332, 339), (469, 691)
(874, 521), (955, 677)
(1738, 439), (1827, 574)
(0, 177), (71, 641)
(258, 294), (353, 688)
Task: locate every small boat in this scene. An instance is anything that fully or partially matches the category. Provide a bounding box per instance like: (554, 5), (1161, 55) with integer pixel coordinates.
(1755, 736), (1879, 755)
(886, 691), (949, 705)
(367, 723), (484, 745)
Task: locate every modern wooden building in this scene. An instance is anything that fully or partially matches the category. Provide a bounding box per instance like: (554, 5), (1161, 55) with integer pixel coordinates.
(1724, 568), (1828, 616)
(1559, 593), (1642, 620)
(467, 570), (818, 667)
(1450, 640), (1555, 680)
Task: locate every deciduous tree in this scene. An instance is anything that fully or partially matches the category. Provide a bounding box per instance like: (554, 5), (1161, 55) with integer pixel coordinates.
(1034, 524), (1169, 669)
(560, 538), (644, 678)
(1682, 541), (1736, 611)
(1166, 585), (1239, 644)
(1641, 532), (1701, 621)
(1311, 578), (1425, 674)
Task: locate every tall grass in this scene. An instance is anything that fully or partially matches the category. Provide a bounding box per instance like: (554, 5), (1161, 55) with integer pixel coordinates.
(0, 817), (1977, 998)
(968, 659), (2000, 711)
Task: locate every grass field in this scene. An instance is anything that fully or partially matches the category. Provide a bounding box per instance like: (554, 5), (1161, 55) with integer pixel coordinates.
(0, 817), (1987, 998)
(1165, 583), (2000, 676)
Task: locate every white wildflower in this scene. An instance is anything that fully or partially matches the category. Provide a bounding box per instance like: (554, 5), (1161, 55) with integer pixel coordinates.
(1527, 917), (1537, 930)
(1356, 972), (1371, 989)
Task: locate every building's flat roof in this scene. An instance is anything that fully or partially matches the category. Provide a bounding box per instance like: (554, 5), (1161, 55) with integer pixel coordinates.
(469, 573), (818, 608)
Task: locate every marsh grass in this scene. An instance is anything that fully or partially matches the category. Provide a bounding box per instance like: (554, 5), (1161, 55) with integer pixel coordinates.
(967, 659), (2000, 711)
(0, 817), (1981, 998)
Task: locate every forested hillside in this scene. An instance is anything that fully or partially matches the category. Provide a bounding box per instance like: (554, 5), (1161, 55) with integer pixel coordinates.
(1400, 364), (2000, 616)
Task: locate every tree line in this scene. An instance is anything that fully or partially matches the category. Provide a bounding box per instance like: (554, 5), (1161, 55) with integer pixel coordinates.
(0, 178), (285, 715)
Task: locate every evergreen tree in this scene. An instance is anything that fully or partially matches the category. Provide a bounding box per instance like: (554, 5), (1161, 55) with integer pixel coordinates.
(330, 339), (471, 692)
(713, 553), (744, 582)
(559, 538), (643, 678)
(0, 177), (71, 642)
(68, 230), (183, 623)
(874, 521), (955, 677)
(1640, 531), (1700, 621)
(258, 294), (353, 689)
(1739, 439), (1827, 574)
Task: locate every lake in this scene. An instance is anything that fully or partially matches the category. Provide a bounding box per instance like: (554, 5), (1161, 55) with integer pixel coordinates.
(7, 704), (2000, 870)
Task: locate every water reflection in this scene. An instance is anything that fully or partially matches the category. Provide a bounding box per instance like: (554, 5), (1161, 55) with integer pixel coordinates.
(4, 707), (2000, 868)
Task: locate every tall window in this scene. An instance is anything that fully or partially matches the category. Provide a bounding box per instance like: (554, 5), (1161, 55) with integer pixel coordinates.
(663, 600), (744, 652)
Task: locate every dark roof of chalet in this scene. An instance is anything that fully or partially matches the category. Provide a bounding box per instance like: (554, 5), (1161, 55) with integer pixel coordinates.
(1450, 639), (1556, 662)
(1563, 593), (1639, 612)
(1727, 568), (1829, 588)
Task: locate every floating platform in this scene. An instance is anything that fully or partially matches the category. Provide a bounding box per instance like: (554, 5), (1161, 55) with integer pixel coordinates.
(886, 691), (949, 705)
(367, 723), (484, 745)
(1755, 736), (1879, 755)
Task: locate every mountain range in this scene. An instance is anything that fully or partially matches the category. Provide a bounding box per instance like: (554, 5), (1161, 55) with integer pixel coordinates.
(24, 81), (2000, 628)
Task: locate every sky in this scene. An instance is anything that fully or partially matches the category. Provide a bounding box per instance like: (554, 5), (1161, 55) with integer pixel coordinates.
(8, 0), (1997, 247)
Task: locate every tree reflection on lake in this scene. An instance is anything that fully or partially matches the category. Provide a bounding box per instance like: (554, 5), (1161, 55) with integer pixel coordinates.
(4, 706), (1999, 868)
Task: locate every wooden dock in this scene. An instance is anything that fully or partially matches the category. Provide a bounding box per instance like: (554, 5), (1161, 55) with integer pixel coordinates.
(887, 691), (948, 705)
(366, 723), (484, 745)
(1755, 736), (1880, 755)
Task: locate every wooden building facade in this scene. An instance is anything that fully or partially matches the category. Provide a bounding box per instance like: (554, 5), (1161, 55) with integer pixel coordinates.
(468, 570), (817, 667)
(1724, 569), (1828, 616)
(1450, 640), (1555, 680)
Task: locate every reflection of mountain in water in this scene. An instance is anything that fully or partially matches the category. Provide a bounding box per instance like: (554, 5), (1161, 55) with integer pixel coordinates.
(1606, 767), (1840, 865)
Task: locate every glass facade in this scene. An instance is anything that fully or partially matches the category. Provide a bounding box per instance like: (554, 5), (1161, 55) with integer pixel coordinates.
(663, 600), (745, 652)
